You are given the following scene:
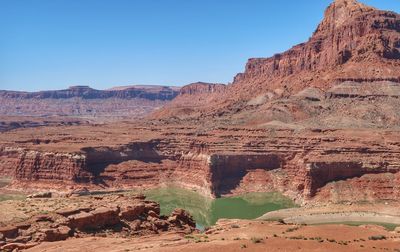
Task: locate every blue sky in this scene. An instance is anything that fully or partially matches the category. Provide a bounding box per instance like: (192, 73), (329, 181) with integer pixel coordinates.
(0, 0), (399, 91)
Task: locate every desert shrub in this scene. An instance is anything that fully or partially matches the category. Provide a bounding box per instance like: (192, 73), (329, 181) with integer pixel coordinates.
(250, 237), (263, 243)
(368, 235), (386, 240)
(285, 227), (299, 232)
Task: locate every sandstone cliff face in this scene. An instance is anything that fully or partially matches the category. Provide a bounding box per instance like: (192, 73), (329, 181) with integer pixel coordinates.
(232, 0), (400, 95)
(153, 0), (400, 120)
(0, 147), (92, 182)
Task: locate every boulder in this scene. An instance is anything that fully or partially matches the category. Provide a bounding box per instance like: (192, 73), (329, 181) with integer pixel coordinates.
(129, 220), (142, 231)
(68, 187), (90, 197)
(34, 214), (54, 222)
(119, 203), (145, 221)
(132, 194), (146, 200)
(56, 207), (92, 217)
(0, 242), (38, 251)
(27, 192), (52, 198)
(67, 206), (120, 230)
(67, 212), (94, 230)
(40, 226), (71, 242)
(153, 219), (169, 231)
(147, 210), (159, 218)
(5, 235), (31, 243)
(170, 208), (196, 228)
(15, 222), (31, 230)
(91, 206), (120, 228)
(0, 226), (18, 239)
(144, 202), (160, 215)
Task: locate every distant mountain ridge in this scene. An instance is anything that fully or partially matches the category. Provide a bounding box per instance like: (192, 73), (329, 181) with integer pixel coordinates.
(0, 85), (180, 101)
(0, 84), (181, 119)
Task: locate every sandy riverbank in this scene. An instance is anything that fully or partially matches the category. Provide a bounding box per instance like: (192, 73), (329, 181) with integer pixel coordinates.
(259, 202), (400, 227)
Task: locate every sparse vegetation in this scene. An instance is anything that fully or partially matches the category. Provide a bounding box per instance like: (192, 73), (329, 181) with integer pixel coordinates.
(288, 235), (305, 240)
(285, 226), (299, 232)
(368, 235), (386, 241)
(250, 237), (263, 243)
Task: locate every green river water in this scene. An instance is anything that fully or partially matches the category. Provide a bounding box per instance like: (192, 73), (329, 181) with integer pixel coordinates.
(0, 181), (398, 231)
(144, 187), (297, 228)
(0, 178), (25, 202)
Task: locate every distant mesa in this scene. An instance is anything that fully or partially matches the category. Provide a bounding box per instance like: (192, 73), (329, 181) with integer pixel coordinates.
(179, 82), (226, 95)
(108, 85), (181, 92)
(0, 84), (181, 119)
(0, 84), (180, 101)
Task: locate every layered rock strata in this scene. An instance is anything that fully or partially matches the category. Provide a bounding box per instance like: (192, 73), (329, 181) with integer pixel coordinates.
(1, 123), (400, 204)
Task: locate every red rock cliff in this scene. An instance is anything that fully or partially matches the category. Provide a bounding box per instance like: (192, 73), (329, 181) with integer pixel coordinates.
(232, 0), (400, 96)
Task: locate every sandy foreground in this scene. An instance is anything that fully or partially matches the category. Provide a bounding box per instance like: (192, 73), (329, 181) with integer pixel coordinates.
(26, 219), (400, 252)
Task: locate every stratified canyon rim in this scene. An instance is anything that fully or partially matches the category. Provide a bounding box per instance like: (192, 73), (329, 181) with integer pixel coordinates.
(1, 0), (400, 251)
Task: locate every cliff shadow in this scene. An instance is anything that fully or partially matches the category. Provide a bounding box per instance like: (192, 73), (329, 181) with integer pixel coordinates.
(210, 154), (281, 197)
(81, 141), (164, 183)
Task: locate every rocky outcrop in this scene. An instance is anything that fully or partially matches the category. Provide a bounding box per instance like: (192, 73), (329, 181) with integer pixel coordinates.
(0, 194), (196, 251)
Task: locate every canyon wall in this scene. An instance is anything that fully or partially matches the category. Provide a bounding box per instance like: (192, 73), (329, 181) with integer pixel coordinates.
(0, 147), (91, 182)
(1, 125), (400, 204)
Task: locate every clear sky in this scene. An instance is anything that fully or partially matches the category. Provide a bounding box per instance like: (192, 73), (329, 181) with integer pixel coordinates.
(0, 0), (399, 91)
